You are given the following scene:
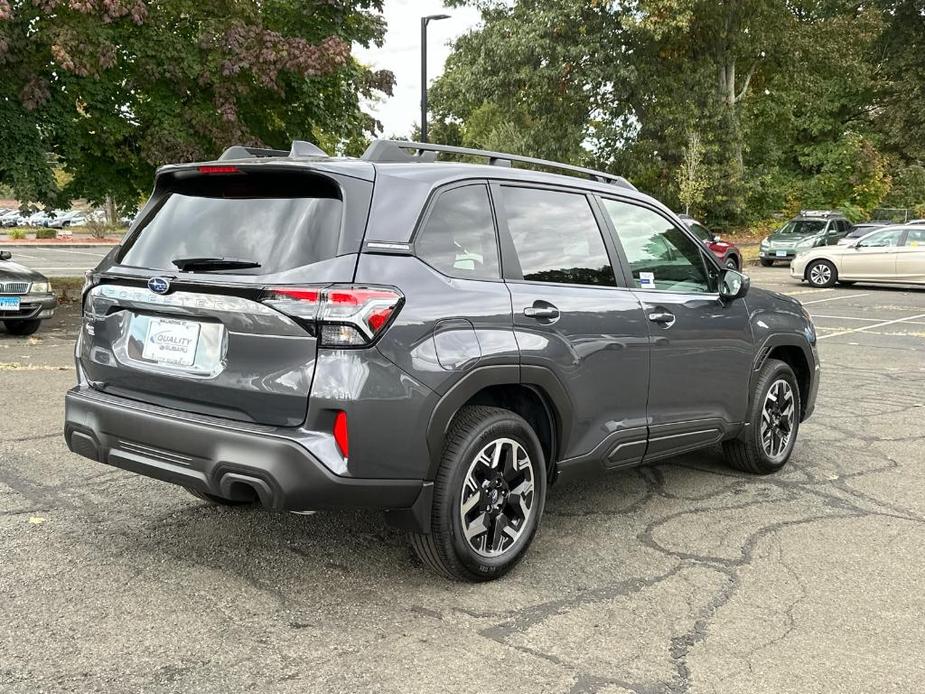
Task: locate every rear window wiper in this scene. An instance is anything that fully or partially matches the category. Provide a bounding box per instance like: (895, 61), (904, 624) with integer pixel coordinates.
(172, 257), (261, 272)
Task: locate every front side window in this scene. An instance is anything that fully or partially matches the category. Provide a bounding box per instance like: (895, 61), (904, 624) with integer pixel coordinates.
(858, 227), (905, 248)
(602, 199), (713, 293)
(501, 187), (615, 286)
(415, 184), (500, 279)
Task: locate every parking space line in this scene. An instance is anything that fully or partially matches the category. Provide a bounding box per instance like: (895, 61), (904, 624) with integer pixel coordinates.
(810, 314), (882, 322)
(51, 248), (111, 257)
(817, 313), (925, 340)
(784, 288), (834, 296)
(801, 293), (871, 305)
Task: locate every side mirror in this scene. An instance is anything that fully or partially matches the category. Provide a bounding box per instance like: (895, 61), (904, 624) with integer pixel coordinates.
(0, 250), (11, 261)
(719, 268), (749, 301)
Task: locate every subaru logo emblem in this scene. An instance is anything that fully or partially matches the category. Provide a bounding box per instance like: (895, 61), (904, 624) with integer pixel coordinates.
(148, 277), (170, 294)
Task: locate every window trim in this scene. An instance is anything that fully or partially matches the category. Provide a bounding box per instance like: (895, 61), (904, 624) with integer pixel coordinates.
(594, 193), (723, 296)
(409, 179), (504, 283)
(492, 181), (622, 289)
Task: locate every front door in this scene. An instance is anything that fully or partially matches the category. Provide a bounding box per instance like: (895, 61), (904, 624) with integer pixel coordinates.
(495, 184), (651, 468)
(840, 226), (905, 279)
(598, 198), (754, 462)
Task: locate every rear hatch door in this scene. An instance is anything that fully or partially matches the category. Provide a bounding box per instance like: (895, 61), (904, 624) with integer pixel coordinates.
(79, 164), (371, 427)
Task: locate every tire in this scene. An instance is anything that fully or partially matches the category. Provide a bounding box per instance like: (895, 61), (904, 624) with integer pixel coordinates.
(760, 259), (774, 267)
(185, 487), (255, 506)
(724, 255), (740, 270)
(4, 319), (42, 336)
(410, 406), (547, 582)
(805, 259), (837, 288)
(723, 358), (801, 475)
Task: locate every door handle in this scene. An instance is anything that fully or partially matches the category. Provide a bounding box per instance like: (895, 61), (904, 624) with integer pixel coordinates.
(648, 310), (676, 327)
(524, 305), (560, 320)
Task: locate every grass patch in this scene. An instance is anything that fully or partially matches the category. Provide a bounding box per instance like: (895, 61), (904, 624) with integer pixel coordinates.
(51, 276), (86, 302)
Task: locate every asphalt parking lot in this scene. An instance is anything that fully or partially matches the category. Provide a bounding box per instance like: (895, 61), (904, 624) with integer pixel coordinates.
(2, 266), (923, 693)
(3, 245), (115, 277)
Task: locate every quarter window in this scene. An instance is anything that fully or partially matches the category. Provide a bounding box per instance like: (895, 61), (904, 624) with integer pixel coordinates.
(501, 187), (615, 286)
(602, 199), (713, 293)
(415, 185), (500, 279)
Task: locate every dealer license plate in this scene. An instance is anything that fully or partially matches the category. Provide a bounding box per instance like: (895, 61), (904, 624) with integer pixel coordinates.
(142, 317), (201, 367)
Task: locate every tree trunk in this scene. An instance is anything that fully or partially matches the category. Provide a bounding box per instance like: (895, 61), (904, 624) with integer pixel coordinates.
(105, 196), (117, 226)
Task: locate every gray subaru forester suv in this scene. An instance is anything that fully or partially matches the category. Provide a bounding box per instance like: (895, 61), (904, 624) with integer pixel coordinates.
(65, 140), (819, 581)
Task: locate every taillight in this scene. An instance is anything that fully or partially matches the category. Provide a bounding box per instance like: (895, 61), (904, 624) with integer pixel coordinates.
(261, 285), (403, 347)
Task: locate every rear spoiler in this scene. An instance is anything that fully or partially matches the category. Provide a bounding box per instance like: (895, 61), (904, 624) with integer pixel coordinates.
(218, 140), (328, 161)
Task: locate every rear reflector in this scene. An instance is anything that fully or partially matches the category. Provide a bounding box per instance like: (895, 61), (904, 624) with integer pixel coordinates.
(333, 411), (349, 457)
(261, 284), (403, 347)
(198, 165), (241, 175)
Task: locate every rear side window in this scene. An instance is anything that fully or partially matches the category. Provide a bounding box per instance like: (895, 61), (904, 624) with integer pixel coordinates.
(120, 171), (343, 274)
(906, 227), (925, 246)
(501, 187), (615, 286)
(415, 184), (500, 279)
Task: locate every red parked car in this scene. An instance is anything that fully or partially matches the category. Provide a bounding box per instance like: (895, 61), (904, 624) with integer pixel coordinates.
(678, 214), (742, 270)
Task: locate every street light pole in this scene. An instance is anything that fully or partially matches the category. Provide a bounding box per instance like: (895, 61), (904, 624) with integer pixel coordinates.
(420, 13), (450, 143)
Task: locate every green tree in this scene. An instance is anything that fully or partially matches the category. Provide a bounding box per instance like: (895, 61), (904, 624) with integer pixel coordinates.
(431, 0), (629, 163)
(433, 0), (888, 227)
(0, 0), (393, 210)
(873, 1), (925, 162)
(676, 130), (708, 215)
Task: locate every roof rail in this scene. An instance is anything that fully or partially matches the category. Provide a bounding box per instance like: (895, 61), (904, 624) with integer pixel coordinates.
(219, 140), (329, 161)
(361, 140), (635, 190)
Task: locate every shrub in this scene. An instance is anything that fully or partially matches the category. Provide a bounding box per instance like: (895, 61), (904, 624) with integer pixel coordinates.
(8, 228), (26, 240)
(84, 220), (109, 239)
(35, 228), (57, 239)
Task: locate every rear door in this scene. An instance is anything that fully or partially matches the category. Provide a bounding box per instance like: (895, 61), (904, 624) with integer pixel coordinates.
(895, 227), (925, 282)
(599, 197), (753, 461)
(79, 166), (368, 427)
(496, 184), (650, 468)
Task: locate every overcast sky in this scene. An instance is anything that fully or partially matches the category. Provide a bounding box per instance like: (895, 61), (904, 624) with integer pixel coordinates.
(353, 1), (482, 138)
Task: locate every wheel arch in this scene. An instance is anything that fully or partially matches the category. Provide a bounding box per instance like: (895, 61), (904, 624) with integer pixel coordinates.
(425, 365), (572, 482)
(803, 255), (838, 281)
(752, 338), (813, 421)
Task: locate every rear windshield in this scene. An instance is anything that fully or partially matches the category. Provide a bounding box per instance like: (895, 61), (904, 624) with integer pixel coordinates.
(120, 170), (343, 274)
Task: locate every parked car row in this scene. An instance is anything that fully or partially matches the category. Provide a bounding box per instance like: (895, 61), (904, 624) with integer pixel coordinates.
(0, 207), (134, 229)
(0, 208), (91, 228)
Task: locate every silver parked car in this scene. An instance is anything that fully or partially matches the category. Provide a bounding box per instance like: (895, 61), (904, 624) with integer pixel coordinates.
(791, 225), (925, 287)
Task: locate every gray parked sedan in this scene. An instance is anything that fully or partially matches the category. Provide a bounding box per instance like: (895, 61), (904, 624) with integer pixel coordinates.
(0, 250), (57, 335)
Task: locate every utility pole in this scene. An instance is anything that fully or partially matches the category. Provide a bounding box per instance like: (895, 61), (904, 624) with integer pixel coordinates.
(420, 14), (450, 143)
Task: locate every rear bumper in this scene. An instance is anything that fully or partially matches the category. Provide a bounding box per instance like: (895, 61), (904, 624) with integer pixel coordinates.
(64, 386), (425, 517)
